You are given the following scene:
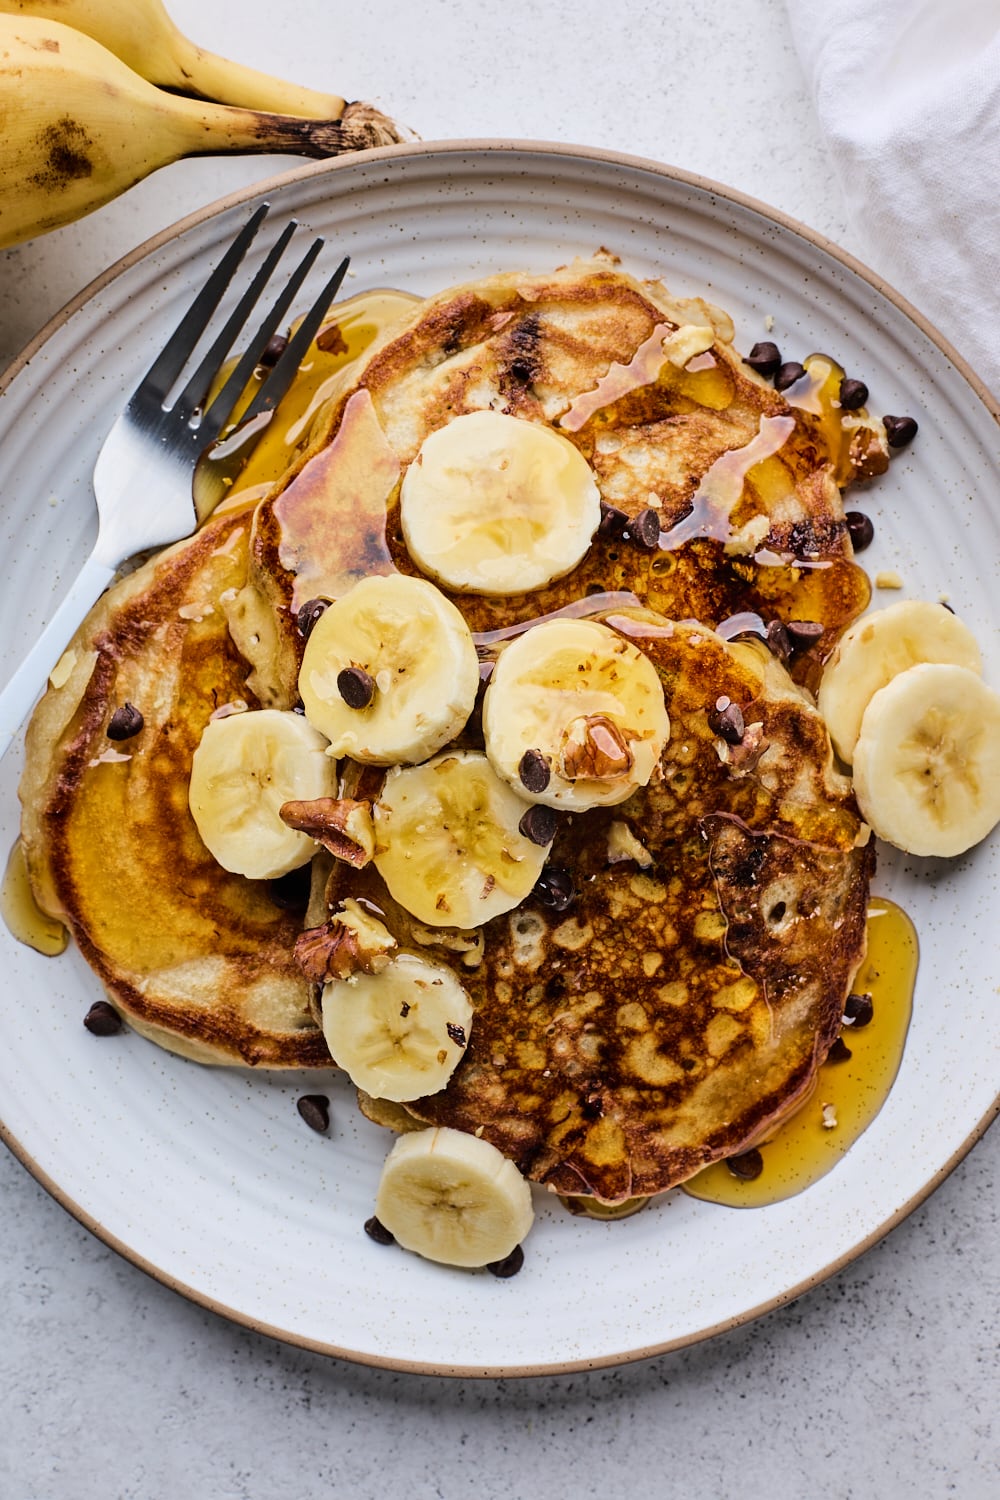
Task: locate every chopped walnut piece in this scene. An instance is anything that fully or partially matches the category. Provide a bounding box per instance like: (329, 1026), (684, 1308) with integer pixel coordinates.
(844, 413), (890, 480)
(726, 721), (769, 777)
(294, 898), (396, 982)
(279, 796), (374, 867)
(560, 715), (633, 780)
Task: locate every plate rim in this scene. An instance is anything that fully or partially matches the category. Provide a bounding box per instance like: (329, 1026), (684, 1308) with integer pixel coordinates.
(2, 137), (998, 1378)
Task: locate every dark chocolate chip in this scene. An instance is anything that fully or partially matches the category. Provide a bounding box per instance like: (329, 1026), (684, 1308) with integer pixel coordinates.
(106, 702), (144, 740)
(296, 1094), (330, 1133)
(785, 619), (824, 650)
(364, 1215), (395, 1246)
(518, 803), (558, 846)
(337, 666), (376, 710)
(296, 597), (331, 639)
(628, 507), (661, 550)
(838, 377), (869, 411)
(766, 619), (792, 661)
(774, 360), (807, 391)
(827, 1035), (853, 1063)
(518, 748), (551, 794)
(845, 510), (874, 553)
(84, 1001), (122, 1036)
(726, 1148), (764, 1181)
(883, 414), (918, 448)
(267, 865), (312, 910)
(598, 502), (629, 540)
(258, 332), (289, 368)
(843, 991), (874, 1028)
(708, 701), (745, 745)
(487, 1244), (525, 1278)
(446, 1022), (467, 1048)
(744, 341), (782, 378)
(533, 867), (574, 912)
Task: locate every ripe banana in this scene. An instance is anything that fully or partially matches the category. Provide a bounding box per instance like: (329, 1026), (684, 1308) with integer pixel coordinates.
(321, 951), (474, 1102)
(188, 707), (336, 879)
(372, 750), (551, 928)
(0, 15), (403, 249)
(374, 1126), (534, 1268)
(852, 663), (1000, 858)
(400, 410), (602, 594)
(816, 599), (981, 765)
(483, 617), (670, 811)
(0, 0), (345, 117)
(298, 574), (480, 765)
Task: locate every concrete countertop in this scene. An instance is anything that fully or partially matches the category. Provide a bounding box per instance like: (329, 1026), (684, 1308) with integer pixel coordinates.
(0, 2), (996, 1495)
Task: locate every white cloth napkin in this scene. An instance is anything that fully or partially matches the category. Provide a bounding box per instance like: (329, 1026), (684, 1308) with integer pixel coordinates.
(786, 0), (1000, 398)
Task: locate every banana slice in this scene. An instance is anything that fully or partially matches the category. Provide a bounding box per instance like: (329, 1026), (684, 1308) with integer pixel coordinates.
(817, 600), (982, 764)
(298, 574), (480, 765)
(482, 617), (670, 811)
(322, 951), (473, 1102)
(374, 1126), (534, 1267)
(372, 750), (550, 927)
(188, 709), (336, 879)
(852, 663), (1000, 857)
(400, 409), (601, 594)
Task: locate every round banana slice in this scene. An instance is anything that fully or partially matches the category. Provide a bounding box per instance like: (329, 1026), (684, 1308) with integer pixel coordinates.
(852, 663), (1000, 857)
(372, 750), (550, 928)
(375, 1126), (535, 1268)
(482, 617), (670, 811)
(188, 708), (336, 880)
(298, 574), (480, 765)
(817, 600), (982, 765)
(399, 409), (601, 594)
(322, 952), (474, 1103)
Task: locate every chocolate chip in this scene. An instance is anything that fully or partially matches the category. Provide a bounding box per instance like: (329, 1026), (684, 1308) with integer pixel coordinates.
(446, 1022), (467, 1048)
(785, 619), (824, 650)
(106, 702), (143, 740)
(296, 1094), (330, 1133)
(296, 597), (331, 639)
(337, 666), (376, 710)
(845, 511), (874, 553)
(883, 414), (918, 448)
(518, 803), (558, 846)
(364, 1215), (395, 1246)
(708, 701), (745, 745)
(518, 748), (551, 794)
(828, 1035), (853, 1062)
(726, 1148), (763, 1181)
(843, 991), (874, 1028)
(487, 1244), (525, 1278)
(533, 867), (574, 912)
(258, 332), (289, 368)
(838, 377), (869, 410)
(627, 507), (661, 550)
(267, 865), (312, 910)
(598, 502), (629, 540)
(774, 360), (807, 391)
(744, 341), (782, 378)
(84, 1001), (122, 1036)
(766, 619), (792, 661)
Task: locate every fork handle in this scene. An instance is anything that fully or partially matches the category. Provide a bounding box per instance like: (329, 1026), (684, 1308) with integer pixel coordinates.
(0, 552), (116, 763)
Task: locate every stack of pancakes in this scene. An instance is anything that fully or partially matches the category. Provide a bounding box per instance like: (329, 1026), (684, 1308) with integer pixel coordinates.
(21, 258), (877, 1200)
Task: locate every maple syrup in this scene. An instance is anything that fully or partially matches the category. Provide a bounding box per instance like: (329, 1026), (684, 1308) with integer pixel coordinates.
(1, 838), (68, 956)
(683, 896), (918, 1208)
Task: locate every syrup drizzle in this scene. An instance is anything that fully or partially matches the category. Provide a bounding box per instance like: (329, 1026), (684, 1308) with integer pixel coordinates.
(1, 839), (68, 956)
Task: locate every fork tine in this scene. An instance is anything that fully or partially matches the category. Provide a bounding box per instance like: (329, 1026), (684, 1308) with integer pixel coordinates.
(133, 202), (270, 409)
(239, 256), (352, 426)
(195, 237), (327, 449)
(170, 220), (298, 424)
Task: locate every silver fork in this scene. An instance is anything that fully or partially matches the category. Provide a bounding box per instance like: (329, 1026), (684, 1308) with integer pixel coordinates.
(0, 203), (349, 760)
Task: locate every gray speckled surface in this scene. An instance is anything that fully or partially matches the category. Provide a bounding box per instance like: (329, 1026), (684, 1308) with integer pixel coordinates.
(0, 1), (997, 1494)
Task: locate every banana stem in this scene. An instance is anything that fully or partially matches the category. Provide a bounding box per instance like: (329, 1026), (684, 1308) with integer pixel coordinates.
(177, 98), (407, 159)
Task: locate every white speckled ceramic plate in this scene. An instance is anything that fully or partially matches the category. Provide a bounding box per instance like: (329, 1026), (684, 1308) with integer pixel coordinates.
(1, 143), (998, 1376)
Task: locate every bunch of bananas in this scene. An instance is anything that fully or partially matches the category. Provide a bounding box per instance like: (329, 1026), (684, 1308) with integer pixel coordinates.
(0, 0), (405, 248)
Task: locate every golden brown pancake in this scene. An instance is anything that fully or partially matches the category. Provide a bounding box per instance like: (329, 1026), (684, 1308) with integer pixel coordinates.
(19, 500), (328, 1067)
